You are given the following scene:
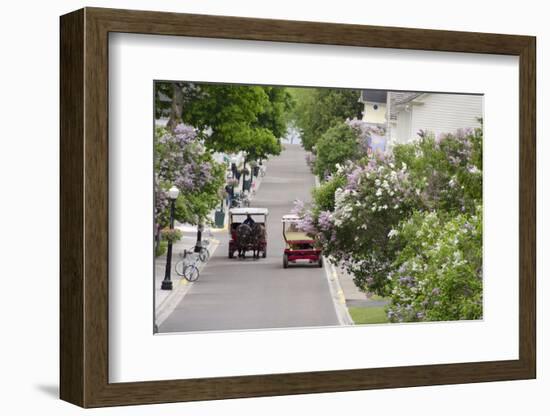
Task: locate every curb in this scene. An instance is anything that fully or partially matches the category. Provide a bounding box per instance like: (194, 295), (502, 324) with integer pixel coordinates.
(315, 174), (354, 325)
(322, 257), (354, 326)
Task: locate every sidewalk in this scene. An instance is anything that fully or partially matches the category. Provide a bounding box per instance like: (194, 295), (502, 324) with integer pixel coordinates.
(334, 264), (389, 308)
(154, 233), (198, 310)
(154, 232), (221, 328)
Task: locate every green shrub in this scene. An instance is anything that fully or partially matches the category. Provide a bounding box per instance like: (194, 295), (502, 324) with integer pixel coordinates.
(312, 174), (346, 212)
(313, 123), (358, 179)
(155, 241), (168, 257)
(387, 207), (482, 322)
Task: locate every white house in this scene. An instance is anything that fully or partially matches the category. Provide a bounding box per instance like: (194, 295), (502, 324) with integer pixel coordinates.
(360, 89), (483, 146)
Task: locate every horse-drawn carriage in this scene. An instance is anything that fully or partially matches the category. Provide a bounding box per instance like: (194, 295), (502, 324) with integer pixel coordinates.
(228, 208), (268, 259)
(282, 214), (323, 268)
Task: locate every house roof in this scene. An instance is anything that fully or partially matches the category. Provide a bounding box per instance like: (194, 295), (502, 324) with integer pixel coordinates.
(389, 92), (424, 120)
(360, 89), (424, 120)
(391, 92), (423, 105)
(360, 89), (387, 103)
(361, 89), (422, 104)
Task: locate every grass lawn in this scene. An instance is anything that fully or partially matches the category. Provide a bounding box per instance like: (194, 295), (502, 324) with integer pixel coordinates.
(349, 306), (389, 325)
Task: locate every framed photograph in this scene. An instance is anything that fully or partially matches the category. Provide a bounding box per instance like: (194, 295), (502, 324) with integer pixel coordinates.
(60, 7), (536, 408)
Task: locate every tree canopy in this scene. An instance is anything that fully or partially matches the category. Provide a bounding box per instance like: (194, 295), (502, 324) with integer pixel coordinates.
(313, 123), (359, 179)
(289, 87), (364, 150)
(156, 82), (293, 160)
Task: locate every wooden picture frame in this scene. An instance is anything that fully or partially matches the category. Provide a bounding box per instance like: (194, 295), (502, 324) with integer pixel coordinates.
(60, 7), (536, 408)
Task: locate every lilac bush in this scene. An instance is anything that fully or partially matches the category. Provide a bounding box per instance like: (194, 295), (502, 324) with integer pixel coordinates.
(295, 152), (421, 295)
(295, 127), (483, 318)
(387, 206), (483, 322)
(155, 124), (225, 228)
(345, 118), (386, 154)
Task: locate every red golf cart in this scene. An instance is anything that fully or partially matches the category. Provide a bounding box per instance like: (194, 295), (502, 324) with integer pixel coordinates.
(282, 214), (323, 268)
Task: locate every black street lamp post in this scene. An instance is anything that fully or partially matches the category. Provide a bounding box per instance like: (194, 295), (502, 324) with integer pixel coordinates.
(241, 159), (247, 193)
(231, 167), (235, 207)
(161, 185), (180, 290)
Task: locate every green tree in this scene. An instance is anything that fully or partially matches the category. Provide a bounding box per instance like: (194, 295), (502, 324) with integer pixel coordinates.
(154, 82), (201, 131)
(180, 84), (275, 154)
(290, 87), (363, 150)
(182, 83), (293, 188)
(156, 82), (293, 158)
(313, 123), (359, 179)
(257, 86), (295, 139)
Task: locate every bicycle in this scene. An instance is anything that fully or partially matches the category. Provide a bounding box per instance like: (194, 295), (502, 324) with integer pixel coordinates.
(174, 249), (200, 282)
(198, 227), (215, 261)
(197, 238), (210, 262)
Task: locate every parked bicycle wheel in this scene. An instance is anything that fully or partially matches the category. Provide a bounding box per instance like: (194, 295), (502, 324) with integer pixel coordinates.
(174, 259), (186, 276)
(184, 264), (199, 282)
(199, 247), (210, 262)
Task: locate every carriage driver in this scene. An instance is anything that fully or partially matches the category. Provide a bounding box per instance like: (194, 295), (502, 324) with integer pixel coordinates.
(243, 214), (256, 226)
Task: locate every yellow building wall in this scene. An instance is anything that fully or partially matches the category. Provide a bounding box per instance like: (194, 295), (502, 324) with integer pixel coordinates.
(362, 101), (387, 124)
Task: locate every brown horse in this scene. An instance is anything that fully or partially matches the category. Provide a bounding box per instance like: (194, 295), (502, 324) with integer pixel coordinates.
(235, 223), (252, 259)
(250, 223), (266, 259)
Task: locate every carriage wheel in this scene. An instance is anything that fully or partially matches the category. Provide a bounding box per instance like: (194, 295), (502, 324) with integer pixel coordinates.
(283, 254), (289, 269)
(318, 256), (324, 268)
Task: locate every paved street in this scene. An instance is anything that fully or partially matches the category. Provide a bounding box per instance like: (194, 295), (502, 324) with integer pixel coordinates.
(159, 144), (340, 333)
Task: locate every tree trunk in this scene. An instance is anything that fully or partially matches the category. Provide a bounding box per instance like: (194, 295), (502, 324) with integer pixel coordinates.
(167, 82), (184, 131)
(194, 223), (204, 253)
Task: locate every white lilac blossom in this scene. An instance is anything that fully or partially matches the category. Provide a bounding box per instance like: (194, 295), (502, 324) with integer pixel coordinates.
(468, 165), (481, 174)
(388, 229), (399, 238)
